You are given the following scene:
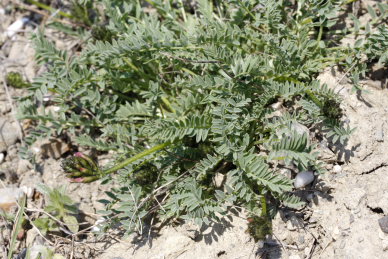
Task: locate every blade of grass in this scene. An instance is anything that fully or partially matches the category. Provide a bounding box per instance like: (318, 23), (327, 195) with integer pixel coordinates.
(7, 195), (26, 259)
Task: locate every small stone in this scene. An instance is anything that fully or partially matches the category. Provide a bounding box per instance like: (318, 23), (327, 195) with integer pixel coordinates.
(298, 235), (305, 244)
(0, 152), (4, 164)
(304, 247), (310, 257)
(332, 226), (340, 240)
(376, 126), (384, 142)
(383, 240), (388, 251)
(0, 187), (25, 212)
(378, 228), (388, 240)
(212, 172), (225, 188)
(294, 171), (315, 188)
(332, 165), (342, 173)
(378, 216), (388, 234)
(4, 17), (29, 38)
(270, 102), (283, 111)
(20, 186), (34, 198)
(0, 118), (20, 152)
(358, 237), (364, 243)
(349, 214), (354, 224)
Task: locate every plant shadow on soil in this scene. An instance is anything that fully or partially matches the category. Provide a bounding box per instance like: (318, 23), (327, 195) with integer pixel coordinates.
(126, 175), (337, 258)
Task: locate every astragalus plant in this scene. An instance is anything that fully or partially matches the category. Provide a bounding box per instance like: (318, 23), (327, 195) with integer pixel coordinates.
(20, 0), (387, 240)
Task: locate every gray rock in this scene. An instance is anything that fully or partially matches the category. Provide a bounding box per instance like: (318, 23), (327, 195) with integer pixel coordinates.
(378, 216), (388, 234)
(332, 165), (342, 173)
(294, 171), (315, 188)
(0, 187), (24, 212)
(376, 124), (384, 142)
(0, 118), (19, 152)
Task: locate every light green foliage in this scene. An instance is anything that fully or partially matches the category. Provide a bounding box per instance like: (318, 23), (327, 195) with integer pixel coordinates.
(34, 184), (79, 235)
(18, 0), (388, 239)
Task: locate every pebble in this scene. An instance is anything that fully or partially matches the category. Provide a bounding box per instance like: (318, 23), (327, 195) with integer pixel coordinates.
(383, 240), (388, 251)
(358, 237), (364, 243)
(298, 235), (305, 244)
(0, 118), (20, 152)
(212, 172), (225, 188)
(91, 218), (106, 233)
(270, 102), (283, 110)
(332, 226), (341, 240)
(0, 187), (25, 212)
(378, 228), (388, 240)
(4, 17), (29, 38)
(378, 215), (388, 234)
(376, 125), (384, 142)
(294, 171), (315, 188)
(0, 152), (4, 164)
(332, 165), (342, 173)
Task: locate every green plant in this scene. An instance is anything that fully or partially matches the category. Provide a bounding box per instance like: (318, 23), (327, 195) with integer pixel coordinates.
(7, 196), (26, 259)
(5, 72), (31, 88)
(18, 0), (388, 240)
(33, 184), (79, 235)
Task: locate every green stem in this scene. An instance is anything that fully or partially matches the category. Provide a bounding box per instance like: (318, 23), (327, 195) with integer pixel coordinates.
(26, 0), (74, 19)
(315, 25), (323, 51)
(260, 194), (267, 217)
(161, 97), (176, 113)
(8, 196), (26, 259)
(305, 89), (323, 108)
(103, 142), (171, 175)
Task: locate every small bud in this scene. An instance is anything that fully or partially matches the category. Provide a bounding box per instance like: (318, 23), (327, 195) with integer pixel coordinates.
(70, 177), (85, 183)
(74, 152), (85, 158)
(61, 153), (101, 183)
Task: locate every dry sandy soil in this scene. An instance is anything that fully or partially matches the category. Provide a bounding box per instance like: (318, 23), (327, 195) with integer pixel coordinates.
(1, 1), (388, 258)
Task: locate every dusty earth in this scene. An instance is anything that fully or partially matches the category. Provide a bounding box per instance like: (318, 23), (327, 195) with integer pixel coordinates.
(1, 1), (388, 259)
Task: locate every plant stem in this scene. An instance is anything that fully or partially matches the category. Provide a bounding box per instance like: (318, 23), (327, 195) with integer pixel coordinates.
(103, 142), (171, 175)
(26, 0), (74, 19)
(260, 194), (267, 217)
(8, 196), (26, 259)
(305, 89), (323, 108)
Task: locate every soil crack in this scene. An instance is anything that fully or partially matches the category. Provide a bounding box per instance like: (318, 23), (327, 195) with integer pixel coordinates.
(361, 163), (388, 175)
